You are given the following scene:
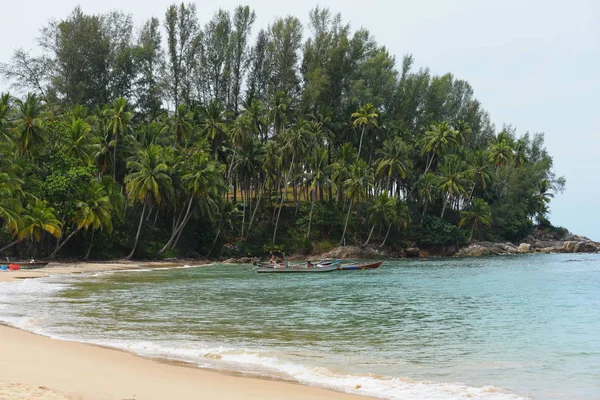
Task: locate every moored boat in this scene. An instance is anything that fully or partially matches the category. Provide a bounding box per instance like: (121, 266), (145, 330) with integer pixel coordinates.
(255, 260), (341, 273)
(1, 260), (50, 270)
(338, 261), (382, 271)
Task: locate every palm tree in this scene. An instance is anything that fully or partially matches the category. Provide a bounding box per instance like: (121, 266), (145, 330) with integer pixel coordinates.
(104, 98), (133, 181)
(422, 121), (458, 175)
(170, 104), (194, 146)
(340, 160), (373, 245)
(0, 172), (23, 241)
(0, 93), (14, 144)
(13, 93), (47, 157)
(124, 145), (173, 259)
(206, 200), (242, 257)
(418, 172), (438, 224)
(50, 180), (114, 258)
(233, 137), (264, 239)
(438, 156), (467, 218)
(489, 132), (514, 169)
(272, 123), (310, 244)
(306, 148), (335, 239)
(379, 200), (409, 248)
(351, 103), (378, 158)
(0, 200), (62, 254)
(63, 118), (98, 164)
(534, 179), (554, 222)
(459, 199), (492, 240)
(200, 100), (228, 157)
(375, 137), (409, 194)
(331, 143), (357, 203)
(465, 151), (492, 202)
(363, 193), (396, 247)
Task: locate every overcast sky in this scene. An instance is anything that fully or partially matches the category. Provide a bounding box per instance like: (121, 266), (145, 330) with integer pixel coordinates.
(1, 0), (598, 239)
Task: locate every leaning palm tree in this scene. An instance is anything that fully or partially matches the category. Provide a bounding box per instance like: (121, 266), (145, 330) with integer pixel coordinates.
(124, 145), (173, 259)
(351, 103), (379, 158)
(50, 180), (113, 258)
(340, 160), (373, 245)
(363, 193), (396, 247)
(0, 200), (62, 254)
(459, 199), (492, 241)
(104, 98), (133, 181)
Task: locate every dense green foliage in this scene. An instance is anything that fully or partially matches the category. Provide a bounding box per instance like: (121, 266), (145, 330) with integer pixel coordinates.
(0, 4), (565, 259)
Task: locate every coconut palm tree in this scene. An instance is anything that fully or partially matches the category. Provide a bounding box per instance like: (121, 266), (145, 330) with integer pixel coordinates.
(200, 100), (228, 157)
(306, 148), (335, 239)
(438, 156), (467, 218)
(379, 200), (409, 248)
(124, 145), (173, 259)
(0, 172), (23, 241)
(0, 93), (14, 144)
(331, 143), (357, 203)
(459, 199), (492, 240)
(421, 121), (457, 175)
(13, 93), (47, 157)
(62, 118), (98, 164)
(375, 136), (409, 194)
(465, 151), (492, 202)
(50, 180), (114, 258)
(351, 103), (378, 158)
(488, 132), (514, 169)
(206, 200), (243, 257)
(0, 200), (62, 254)
(534, 179), (554, 222)
(417, 172), (438, 224)
(363, 193), (396, 247)
(104, 98), (133, 181)
(340, 160), (373, 245)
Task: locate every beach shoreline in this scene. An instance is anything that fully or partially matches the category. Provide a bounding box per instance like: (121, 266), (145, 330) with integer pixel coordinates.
(0, 261), (371, 400)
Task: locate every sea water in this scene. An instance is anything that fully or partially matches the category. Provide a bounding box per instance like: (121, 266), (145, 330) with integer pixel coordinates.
(0, 254), (599, 399)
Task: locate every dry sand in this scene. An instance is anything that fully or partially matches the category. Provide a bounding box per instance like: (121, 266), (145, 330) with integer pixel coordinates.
(0, 261), (370, 400)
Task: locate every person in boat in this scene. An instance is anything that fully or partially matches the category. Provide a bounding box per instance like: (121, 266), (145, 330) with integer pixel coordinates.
(270, 254), (277, 264)
(306, 261), (313, 268)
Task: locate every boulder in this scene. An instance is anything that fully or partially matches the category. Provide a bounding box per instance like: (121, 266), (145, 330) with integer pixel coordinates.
(405, 248), (421, 258)
(573, 242), (599, 253)
(318, 245), (384, 260)
(517, 243), (531, 253)
(455, 244), (495, 257)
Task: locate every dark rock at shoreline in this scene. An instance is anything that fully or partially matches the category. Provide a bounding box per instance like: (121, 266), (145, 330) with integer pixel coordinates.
(405, 248), (421, 258)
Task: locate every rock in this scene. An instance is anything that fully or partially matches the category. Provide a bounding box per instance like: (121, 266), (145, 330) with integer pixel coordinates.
(405, 248), (421, 258)
(318, 246), (384, 260)
(455, 244), (495, 257)
(562, 241), (579, 252)
(573, 242), (599, 253)
(517, 243), (531, 253)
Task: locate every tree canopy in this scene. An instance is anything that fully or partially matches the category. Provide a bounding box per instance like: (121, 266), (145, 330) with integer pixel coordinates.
(0, 4), (565, 260)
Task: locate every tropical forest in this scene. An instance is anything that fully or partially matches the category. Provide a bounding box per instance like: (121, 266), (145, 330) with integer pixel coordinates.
(0, 4), (565, 260)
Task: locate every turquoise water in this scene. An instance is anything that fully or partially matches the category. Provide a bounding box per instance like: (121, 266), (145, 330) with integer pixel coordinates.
(1, 254), (599, 399)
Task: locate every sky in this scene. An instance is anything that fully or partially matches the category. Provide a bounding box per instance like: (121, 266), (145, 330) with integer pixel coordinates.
(0, 0), (598, 240)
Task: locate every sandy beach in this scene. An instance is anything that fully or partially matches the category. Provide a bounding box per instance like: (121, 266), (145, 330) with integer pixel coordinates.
(0, 262), (370, 400)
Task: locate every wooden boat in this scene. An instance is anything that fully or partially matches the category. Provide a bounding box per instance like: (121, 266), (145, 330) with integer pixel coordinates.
(338, 261), (383, 270)
(2, 260), (50, 270)
(255, 260), (341, 273)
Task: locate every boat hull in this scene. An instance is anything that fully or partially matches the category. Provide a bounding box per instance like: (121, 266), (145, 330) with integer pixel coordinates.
(3, 261), (50, 270)
(255, 265), (339, 273)
(338, 261), (382, 270)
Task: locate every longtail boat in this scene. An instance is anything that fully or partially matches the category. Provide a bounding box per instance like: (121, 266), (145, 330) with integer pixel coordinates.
(255, 260), (341, 273)
(338, 261), (383, 271)
(1, 260), (50, 270)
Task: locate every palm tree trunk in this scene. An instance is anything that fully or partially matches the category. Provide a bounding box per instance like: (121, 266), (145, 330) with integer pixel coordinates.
(0, 239), (21, 253)
(50, 226), (83, 259)
(112, 130), (119, 181)
(363, 225), (375, 247)
(171, 211), (193, 249)
(126, 200), (147, 260)
(247, 180), (265, 239)
(206, 225), (223, 257)
(84, 230), (95, 260)
(227, 147), (238, 184)
(273, 152), (295, 245)
(441, 195), (449, 218)
(340, 199), (354, 246)
(357, 126), (365, 157)
(306, 189), (316, 239)
(420, 203), (428, 225)
(378, 223), (392, 248)
(469, 224), (475, 241)
(159, 196), (194, 254)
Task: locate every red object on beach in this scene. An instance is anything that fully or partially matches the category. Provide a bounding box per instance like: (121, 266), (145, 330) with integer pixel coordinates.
(8, 264), (20, 270)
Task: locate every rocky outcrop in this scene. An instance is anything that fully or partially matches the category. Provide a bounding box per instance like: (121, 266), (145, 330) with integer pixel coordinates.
(317, 245), (385, 260)
(455, 234), (599, 257)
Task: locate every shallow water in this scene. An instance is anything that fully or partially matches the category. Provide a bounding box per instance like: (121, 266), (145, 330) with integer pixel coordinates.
(1, 254), (599, 399)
